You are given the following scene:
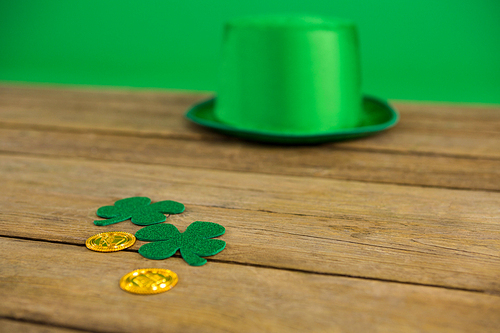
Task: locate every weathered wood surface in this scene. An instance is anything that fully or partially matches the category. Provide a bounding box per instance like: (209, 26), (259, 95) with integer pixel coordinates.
(2, 237), (500, 333)
(0, 85), (499, 192)
(1, 154), (499, 293)
(0, 318), (88, 333)
(0, 85), (499, 159)
(0, 128), (499, 191)
(0, 84), (499, 332)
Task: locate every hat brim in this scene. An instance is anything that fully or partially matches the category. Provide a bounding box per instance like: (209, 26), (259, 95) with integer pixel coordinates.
(185, 95), (399, 144)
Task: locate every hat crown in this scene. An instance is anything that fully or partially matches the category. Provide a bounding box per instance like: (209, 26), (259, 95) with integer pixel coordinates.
(215, 15), (363, 134)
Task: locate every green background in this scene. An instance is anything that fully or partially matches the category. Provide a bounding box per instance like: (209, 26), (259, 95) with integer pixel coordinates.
(1, 0), (499, 104)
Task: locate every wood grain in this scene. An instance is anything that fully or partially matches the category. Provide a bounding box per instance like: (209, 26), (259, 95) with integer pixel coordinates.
(2, 237), (499, 333)
(0, 85), (499, 159)
(0, 128), (498, 191)
(0, 319), (88, 333)
(1, 84), (500, 332)
(1, 154), (499, 293)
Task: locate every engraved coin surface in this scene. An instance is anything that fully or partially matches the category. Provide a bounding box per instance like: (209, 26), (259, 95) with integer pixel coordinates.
(86, 231), (136, 252)
(120, 268), (178, 294)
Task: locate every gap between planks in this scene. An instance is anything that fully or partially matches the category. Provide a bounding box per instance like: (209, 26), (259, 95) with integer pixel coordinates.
(0, 148), (498, 194)
(0, 122), (499, 162)
(0, 317), (94, 333)
(2, 237), (500, 333)
(0, 128), (499, 192)
(0, 233), (488, 295)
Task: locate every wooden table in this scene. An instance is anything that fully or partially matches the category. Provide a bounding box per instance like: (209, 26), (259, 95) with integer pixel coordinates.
(0, 84), (499, 332)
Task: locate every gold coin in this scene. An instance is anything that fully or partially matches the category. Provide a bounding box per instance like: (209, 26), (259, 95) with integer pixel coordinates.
(120, 268), (178, 295)
(86, 231), (136, 252)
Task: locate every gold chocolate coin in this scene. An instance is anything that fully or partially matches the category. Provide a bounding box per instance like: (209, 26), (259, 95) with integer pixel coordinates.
(86, 231), (136, 252)
(120, 268), (178, 295)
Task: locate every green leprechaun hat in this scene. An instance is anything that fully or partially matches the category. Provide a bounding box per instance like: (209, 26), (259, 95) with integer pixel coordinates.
(186, 15), (399, 144)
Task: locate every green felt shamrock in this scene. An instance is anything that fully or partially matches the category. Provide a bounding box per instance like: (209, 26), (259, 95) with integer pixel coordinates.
(94, 197), (185, 226)
(136, 222), (226, 266)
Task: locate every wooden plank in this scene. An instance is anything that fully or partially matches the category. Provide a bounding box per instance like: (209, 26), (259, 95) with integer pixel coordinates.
(1, 155), (499, 293)
(0, 85), (499, 158)
(2, 237), (499, 333)
(1, 84), (498, 133)
(0, 84), (210, 109)
(0, 91), (203, 140)
(388, 101), (500, 133)
(0, 128), (498, 191)
(0, 319), (88, 333)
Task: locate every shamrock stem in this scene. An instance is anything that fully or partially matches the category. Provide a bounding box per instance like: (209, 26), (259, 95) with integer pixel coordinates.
(94, 215), (130, 226)
(180, 248), (207, 266)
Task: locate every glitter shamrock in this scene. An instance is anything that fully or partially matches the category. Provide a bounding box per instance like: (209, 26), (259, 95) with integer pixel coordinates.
(135, 221), (226, 266)
(94, 197), (185, 226)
